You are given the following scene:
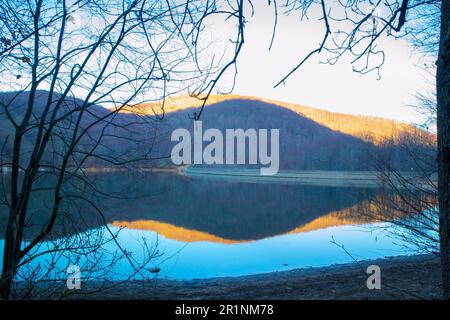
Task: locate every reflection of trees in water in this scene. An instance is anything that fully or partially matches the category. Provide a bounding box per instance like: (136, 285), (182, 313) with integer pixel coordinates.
(369, 186), (438, 253)
(2, 172), (385, 241)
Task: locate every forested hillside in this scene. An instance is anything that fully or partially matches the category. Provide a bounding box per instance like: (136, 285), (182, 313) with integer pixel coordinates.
(0, 91), (435, 171)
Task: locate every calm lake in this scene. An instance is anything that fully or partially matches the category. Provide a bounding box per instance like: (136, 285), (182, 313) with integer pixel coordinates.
(0, 172), (414, 280)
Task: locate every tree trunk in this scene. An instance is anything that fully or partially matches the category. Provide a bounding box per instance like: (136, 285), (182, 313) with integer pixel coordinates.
(0, 219), (16, 300)
(0, 271), (14, 300)
(437, 0), (450, 300)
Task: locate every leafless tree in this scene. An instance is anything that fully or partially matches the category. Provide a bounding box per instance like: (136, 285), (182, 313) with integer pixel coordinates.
(0, 0), (245, 299)
(370, 131), (438, 250)
(262, 0), (449, 299)
(361, 1), (439, 262)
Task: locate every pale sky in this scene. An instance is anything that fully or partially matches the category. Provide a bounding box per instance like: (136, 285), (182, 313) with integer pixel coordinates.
(217, 2), (433, 125)
(0, 1), (433, 126)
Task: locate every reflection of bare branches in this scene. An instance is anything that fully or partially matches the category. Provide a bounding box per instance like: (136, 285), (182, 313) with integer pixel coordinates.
(368, 126), (439, 253)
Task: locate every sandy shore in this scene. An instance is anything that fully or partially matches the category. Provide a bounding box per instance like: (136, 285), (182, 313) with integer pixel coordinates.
(55, 254), (442, 300)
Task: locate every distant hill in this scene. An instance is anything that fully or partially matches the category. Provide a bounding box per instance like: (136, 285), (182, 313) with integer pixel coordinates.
(121, 94), (433, 145)
(0, 91), (436, 171)
(129, 95), (435, 171)
(0, 90), (161, 168)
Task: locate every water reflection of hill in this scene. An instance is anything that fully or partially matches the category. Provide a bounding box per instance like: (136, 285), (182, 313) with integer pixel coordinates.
(111, 200), (378, 243)
(0, 172), (382, 241)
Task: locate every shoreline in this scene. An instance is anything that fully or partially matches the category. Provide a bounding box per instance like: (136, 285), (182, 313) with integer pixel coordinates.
(184, 168), (435, 189)
(1, 166), (435, 189)
(26, 254), (441, 300)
